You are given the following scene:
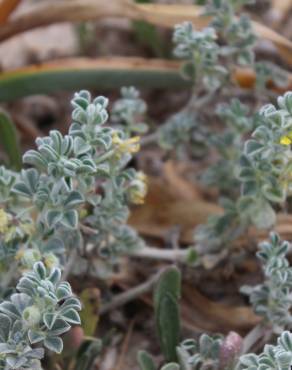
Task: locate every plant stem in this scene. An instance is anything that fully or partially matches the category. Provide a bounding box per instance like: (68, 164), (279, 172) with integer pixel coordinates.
(128, 245), (190, 263)
(0, 261), (18, 289)
(241, 323), (272, 354)
(140, 132), (159, 147)
(80, 223), (191, 264)
(63, 248), (78, 280)
(100, 268), (163, 314)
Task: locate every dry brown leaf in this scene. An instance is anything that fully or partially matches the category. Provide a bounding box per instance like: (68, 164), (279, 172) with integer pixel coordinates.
(0, 0), (292, 66)
(129, 175), (222, 243)
(0, 0), (21, 24)
(163, 160), (201, 201)
(181, 284), (260, 333)
(271, 0), (292, 14)
(121, 279), (259, 333)
(129, 170), (292, 245)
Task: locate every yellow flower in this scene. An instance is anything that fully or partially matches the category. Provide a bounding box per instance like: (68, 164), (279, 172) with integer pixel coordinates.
(128, 172), (148, 205)
(20, 222), (35, 236)
(280, 131), (292, 146)
(280, 136), (292, 146)
(0, 209), (9, 234)
(112, 132), (140, 155)
(44, 253), (59, 269)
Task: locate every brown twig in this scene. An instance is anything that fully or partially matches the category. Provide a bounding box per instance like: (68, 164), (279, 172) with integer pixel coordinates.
(100, 268), (163, 315)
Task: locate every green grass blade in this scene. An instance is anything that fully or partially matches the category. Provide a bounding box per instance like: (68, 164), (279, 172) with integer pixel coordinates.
(0, 109), (22, 170)
(154, 266), (181, 363)
(0, 58), (190, 103)
(137, 350), (157, 370)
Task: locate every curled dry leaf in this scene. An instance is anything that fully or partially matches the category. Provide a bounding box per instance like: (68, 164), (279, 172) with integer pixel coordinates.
(0, 0), (291, 66)
(129, 175), (222, 244)
(181, 284), (260, 333)
(163, 160), (201, 202)
(0, 0), (22, 24)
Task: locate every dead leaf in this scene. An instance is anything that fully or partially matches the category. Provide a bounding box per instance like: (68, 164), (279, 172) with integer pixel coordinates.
(271, 0), (292, 14)
(130, 168), (292, 246)
(118, 279), (259, 333)
(163, 160), (201, 201)
(181, 284), (260, 333)
(0, 0), (21, 24)
(0, 1), (292, 66)
(129, 175), (222, 243)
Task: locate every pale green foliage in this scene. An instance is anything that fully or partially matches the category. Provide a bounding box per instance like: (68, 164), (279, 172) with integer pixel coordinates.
(0, 90), (145, 279)
(202, 99), (256, 194)
(0, 261), (81, 369)
(205, 0), (256, 66)
(158, 111), (207, 158)
(111, 86), (148, 136)
(195, 197), (248, 252)
(238, 92), (292, 229)
(177, 334), (222, 370)
(239, 331), (292, 370)
(241, 233), (292, 333)
(196, 92), (292, 252)
(173, 22), (227, 89)
(173, 0), (255, 90)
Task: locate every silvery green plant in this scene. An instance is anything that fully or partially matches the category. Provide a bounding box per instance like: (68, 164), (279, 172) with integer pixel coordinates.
(111, 86), (148, 136)
(195, 197), (249, 253)
(202, 99), (256, 195)
(195, 91), (292, 253)
(237, 92), (292, 229)
(158, 111), (208, 159)
(239, 331), (292, 370)
(0, 89), (147, 283)
(0, 261), (81, 369)
(177, 334), (223, 370)
(205, 0), (256, 66)
(173, 22), (227, 90)
(241, 233), (292, 333)
(173, 0), (256, 89)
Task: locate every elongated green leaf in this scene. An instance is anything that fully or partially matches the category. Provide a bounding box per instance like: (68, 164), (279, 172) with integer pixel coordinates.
(157, 294), (180, 363)
(0, 58), (190, 103)
(137, 350), (157, 370)
(0, 109), (22, 170)
(161, 363), (180, 370)
(74, 339), (102, 370)
(154, 266), (181, 363)
(154, 266), (181, 311)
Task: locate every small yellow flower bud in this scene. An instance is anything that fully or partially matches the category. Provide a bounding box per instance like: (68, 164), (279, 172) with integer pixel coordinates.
(112, 132), (140, 156)
(20, 249), (41, 268)
(23, 305), (42, 326)
(44, 253), (59, 269)
(0, 209), (9, 234)
(128, 172), (148, 205)
(280, 136), (291, 146)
